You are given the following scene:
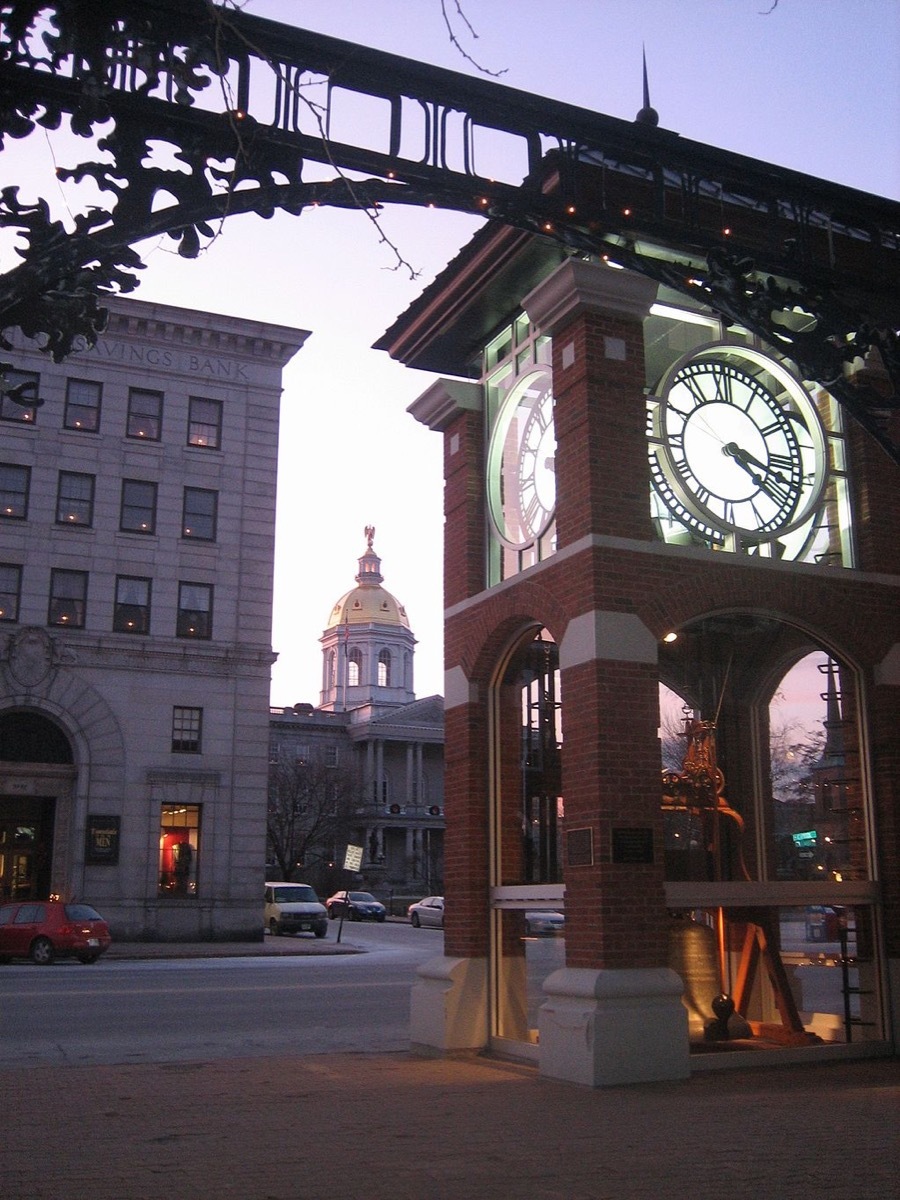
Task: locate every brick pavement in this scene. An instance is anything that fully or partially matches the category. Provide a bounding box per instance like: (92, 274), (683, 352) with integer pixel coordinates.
(1, 1052), (897, 1200)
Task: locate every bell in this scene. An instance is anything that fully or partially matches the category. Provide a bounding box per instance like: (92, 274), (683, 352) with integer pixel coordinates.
(668, 916), (721, 1036)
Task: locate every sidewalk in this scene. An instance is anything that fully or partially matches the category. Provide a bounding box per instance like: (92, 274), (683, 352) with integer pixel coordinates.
(104, 933), (361, 959)
(1, 1050), (896, 1199)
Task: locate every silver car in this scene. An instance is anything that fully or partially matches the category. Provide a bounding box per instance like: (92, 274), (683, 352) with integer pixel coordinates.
(408, 895), (444, 928)
(524, 910), (565, 936)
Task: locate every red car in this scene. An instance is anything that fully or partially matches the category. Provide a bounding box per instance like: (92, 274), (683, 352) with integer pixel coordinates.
(0, 900), (112, 965)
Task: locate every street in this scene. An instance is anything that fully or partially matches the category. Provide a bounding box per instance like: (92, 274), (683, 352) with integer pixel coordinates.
(0, 920), (443, 1068)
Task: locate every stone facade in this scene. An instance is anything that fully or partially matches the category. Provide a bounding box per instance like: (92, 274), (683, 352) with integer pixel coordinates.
(0, 296), (308, 940)
(268, 536), (444, 904)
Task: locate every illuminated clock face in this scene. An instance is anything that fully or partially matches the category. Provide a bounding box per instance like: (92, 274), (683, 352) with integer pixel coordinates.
(648, 345), (828, 543)
(487, 366), (556, 549)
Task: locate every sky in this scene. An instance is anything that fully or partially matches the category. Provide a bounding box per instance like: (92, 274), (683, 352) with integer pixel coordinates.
(2, 0), (898, 706)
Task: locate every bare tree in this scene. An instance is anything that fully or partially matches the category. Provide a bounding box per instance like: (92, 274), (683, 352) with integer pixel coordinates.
(267, 754), (364, 884)
(769, 715), (825, 820)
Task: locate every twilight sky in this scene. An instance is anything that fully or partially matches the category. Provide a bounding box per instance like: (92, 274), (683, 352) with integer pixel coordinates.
(2, 1), (898, 705)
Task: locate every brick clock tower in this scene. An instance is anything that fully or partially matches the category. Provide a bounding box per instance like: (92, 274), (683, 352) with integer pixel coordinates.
(377, 169), (900, 1086)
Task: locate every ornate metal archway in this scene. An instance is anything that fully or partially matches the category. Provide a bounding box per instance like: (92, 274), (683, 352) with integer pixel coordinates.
(1, 1), (898, 459)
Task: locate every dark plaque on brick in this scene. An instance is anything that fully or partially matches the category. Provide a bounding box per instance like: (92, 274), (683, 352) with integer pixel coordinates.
(85, 814), (120, 864)
(567, 826), (593, 867)
(612, 827), (654, 864)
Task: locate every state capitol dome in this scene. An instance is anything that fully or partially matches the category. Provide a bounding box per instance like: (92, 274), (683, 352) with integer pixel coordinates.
(326, 526), (410, 630)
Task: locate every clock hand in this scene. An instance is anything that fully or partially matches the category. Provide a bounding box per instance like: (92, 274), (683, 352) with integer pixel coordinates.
(723, 443), (796, 508)
(723, 442), (791, 484)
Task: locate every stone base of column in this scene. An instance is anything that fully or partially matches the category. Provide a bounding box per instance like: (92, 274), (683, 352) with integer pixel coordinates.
(410, 955), (488, 1053)
(539, 966), (690, 1086)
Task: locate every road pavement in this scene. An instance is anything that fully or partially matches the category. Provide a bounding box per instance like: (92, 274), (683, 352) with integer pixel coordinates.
(0, 937), (896, 1199)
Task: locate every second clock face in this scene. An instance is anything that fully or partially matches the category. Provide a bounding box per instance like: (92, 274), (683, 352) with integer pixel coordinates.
(487, 366), (556, 549)
(649, 345), (828, 542)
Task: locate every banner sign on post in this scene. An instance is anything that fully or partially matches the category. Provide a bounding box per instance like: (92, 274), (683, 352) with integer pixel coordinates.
(344, 844), (363, 872)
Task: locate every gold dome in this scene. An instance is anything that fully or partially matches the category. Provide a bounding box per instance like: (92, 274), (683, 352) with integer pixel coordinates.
(325, 527), (410, 630)
(327, 587), (409, 629)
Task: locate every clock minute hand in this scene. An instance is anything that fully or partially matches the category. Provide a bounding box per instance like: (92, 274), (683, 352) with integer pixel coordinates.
(723, 443), (795, 509)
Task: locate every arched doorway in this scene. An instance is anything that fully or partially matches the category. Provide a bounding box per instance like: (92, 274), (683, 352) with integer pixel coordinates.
(0, 711), (74, 901)
(660, 615), (884, 1049)
(488, 626), (565, 1055)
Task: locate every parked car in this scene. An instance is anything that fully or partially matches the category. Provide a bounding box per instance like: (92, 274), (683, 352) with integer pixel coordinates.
(264, 882), (328, 938)
(408, 895), (444, 928)
(0, 900), (112, 965)
(325, 890), (386, 922)
(524, 910), (565, 936)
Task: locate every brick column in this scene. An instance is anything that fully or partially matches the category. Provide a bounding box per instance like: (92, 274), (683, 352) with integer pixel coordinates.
(523, 261), (689, 1085)
(873, 648), (900, 1042)
(523, 258), (658, 547)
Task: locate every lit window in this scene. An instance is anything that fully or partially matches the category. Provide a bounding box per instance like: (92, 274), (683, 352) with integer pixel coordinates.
(172, 706), (202, 753)
(158, 803), (200, 895)
(64, 379), (101, 431)
(348, 648), (361, 687)
(188, 397), (222, 448)
(0, 563), (22, 621)
(0, 369), (39, 423)
(182, 487), (218, 540)
(378, 649), (391, 687)
(113, 575), (151, 634)
(0, 464), (30, 519)
(120, 478), (158, 534)
(48, 569), (87, 628)
(177, 582), (213, 639)
(126, 388), (163, 440)
(56, 471), (95, 526)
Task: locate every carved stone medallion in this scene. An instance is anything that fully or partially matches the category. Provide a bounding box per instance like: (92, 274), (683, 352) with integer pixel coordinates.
(6, 627), (54, 687)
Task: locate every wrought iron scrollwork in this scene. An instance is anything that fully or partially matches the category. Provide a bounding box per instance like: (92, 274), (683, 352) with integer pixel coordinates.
(1, 1), (898, 459)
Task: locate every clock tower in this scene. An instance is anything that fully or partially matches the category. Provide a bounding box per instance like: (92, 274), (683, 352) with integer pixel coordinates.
(378, 158), (899, 1087)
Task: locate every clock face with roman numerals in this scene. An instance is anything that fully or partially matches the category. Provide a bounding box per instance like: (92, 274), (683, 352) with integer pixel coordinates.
(648, 345), (828, 543)
(487, 366), (556, 549)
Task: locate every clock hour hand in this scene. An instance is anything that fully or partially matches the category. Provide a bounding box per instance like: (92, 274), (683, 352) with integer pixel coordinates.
(723, 442), (790, 484)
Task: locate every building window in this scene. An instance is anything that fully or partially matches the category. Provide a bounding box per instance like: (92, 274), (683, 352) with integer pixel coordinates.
(0, 464), (30, 519)
(324, 745), (338, 767)
(64, 379), (101, 431)
(120, 478), (157, 534)
(177, 582), (213, 638)
(172, 706), (203, 753)
(348, 647), (361, 687)
(182, 487), (218, 540)
(56, 471), (95, 526)
(48, 568), (87, 628)
(378, 649), (392, 687)
(0, 564), (22, 621)
(158, 804), (200, 895)
(126, 388), (163, 440)
(0, 369), (39, 423)
(113, 575), (151, 634)
(188, 397), (222, 448)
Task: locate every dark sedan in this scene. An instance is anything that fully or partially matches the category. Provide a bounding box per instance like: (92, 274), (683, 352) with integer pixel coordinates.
(325, 890), (387, 921)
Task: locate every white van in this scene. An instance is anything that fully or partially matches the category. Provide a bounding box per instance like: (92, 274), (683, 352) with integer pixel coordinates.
(264, 882), (328, 938)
